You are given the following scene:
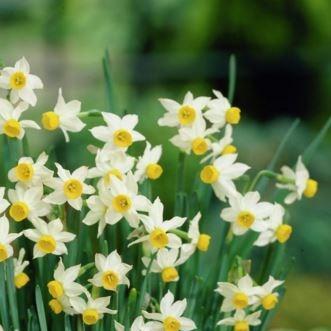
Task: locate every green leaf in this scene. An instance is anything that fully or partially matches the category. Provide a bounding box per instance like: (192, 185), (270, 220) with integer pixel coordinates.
(35, 285), (48, 331)
(227, 54), (237, 104)
(0, 263), (9, 330)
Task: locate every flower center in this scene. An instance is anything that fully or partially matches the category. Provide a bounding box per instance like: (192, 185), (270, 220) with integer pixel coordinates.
(83, 309), (100, 325)
(3, 119), (21, 138)
(113, 129), (133, 148)
(163, 316), (181, 331)
(221, 144), (237, 155)
(103, 168), (123, 185)
(236, 211), (255, 228)
(200, 165), (219, 184)
(47, 280), (64, 298)
(37, 235), (57, 254)
(192, 137), (208, 155)
(9, 201), (30, 222)
(102, 270), (120, 290)
(234, 321), (249, 331)
(262, 293), (278, 310)
(225, 107), (241, 124)
(233, 292), (249, 309)
(146, 163), (163, 180)
(63, 179), (83, 199)
(49, 299), (63, 315)
(10, 71), (27, 89)
(14, 272), (30, 289)
(197, 234), (211, 252)
(149, 228), (169, 249)
(0, 244), (8, 262)
(276, 224), (292, 244)
(15, 163), (34, 182)
(303, 179), (318, 198)
(162, 267), (178, 283)
(112, 194), (132, 213)
(178, 105), (196, 125)
(42, 111), (60, 131)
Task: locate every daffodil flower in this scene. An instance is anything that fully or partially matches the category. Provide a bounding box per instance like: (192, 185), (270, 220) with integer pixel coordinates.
(0, 99), (40, 139)
(0, 57), (43, 106)
(13, 248), (30, 289)
(187, 212), (211, 252)
(255, 276), (284, 310)
(217, 310), (261, 330)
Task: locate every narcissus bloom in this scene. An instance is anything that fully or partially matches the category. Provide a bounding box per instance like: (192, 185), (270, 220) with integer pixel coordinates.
(158, 91), (209, 127)
(24, 218), (75, 258)
(0, 99), (40, 139)
(90, 113), (145, 151)
(129, 197), (185, 250)
(217, 310), (261, 330)
(41, 88), (85, 142)
(142, 247), (192, 283)
(0, 215), (21, 262)
(47, 259), (86, 299)
(254, 203), (292, 246)
(44, 163), (95, 210)
(70, 294), (116, 325)
(187, 212), (211, 252)
(13, 248), (30, 289)
(200, 154), (250, 201)
(277, 156), (318, 204)
(134, 142), (163, 182)
(89, 251), (132, 291)
(204, 90), (241, 128)
(8, 184), (50, 222)
(215, 275), (260, 312)
(8, 152), (53, 187)
(221, 191), (272, 236)
(255, 276), (284, 310)
(170, 118), (216, 156)
(104, 173), (151, 228)
(0, 57), (43, 106)
(143, 290), (196, 330)
(49, 295), (75, 315)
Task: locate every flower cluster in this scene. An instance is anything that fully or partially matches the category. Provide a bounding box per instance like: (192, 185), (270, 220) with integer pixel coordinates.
(0, 57), (319, 330)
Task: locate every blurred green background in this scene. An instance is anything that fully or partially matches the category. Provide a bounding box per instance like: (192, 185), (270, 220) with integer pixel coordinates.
(0, 0), (330, 329)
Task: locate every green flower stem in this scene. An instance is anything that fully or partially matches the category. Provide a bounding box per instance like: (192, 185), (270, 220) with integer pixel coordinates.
(246, 170), (279, 192)
(0, 262), (9, 330)
(79, 262), (95, 276)
(174, 152), (186, 216)
(78, 110), (103, 119)
(169, 229), (189, 241)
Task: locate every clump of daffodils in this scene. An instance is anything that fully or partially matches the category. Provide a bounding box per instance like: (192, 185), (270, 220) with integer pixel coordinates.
(0, 57), (321, 330)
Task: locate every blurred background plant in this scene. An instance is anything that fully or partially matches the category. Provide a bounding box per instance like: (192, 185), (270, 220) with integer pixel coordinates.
(0, 0), (330, 329)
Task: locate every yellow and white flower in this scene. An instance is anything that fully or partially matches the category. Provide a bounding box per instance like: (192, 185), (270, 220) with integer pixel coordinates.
(24, 218), (75, 258)
(217, 310), (261, 330)
(170, 118), (217, 156)
(44, 163), (95, 210)
(143, 290), (196, 330)
(0, 99), (40, 139)
(204, 90), (241, 128)
(47, 259), (86, 300)
(0, 187), (10, 215)
(255, 276), (284, 310)
(13, 248), (30, 289)
(277, 156), (318, 204)
(254, 203), (292, 246)
(221, 191), (272, 236)
(0, 215), (22, 262)
(8, 152), (53, 187)
(187, 212), (211, 252)
(142, 247), (192, 283)
(90, 113), (145, 151)
(200, 154), (250, 201)
(88, 149), (134, 188)
(129, 197), (185, 250)
(215, 275), (260, 312)
(49, 295), (75, 315)
(41, 88), (85, 142)
(0, 57), (43, 106)
(70, 294), (116, 325)
(104, 173), (151, 228)
(8, 184), (51, 222)
(201, 124), (235, 163)
(134, 142), (163, 182)
(89, 251), (132, 291)
(158, 91), (209, 128)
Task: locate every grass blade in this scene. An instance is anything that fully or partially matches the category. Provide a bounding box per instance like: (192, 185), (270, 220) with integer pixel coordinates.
(35, 285), (48, 331)
(0, 262), (9, 330)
